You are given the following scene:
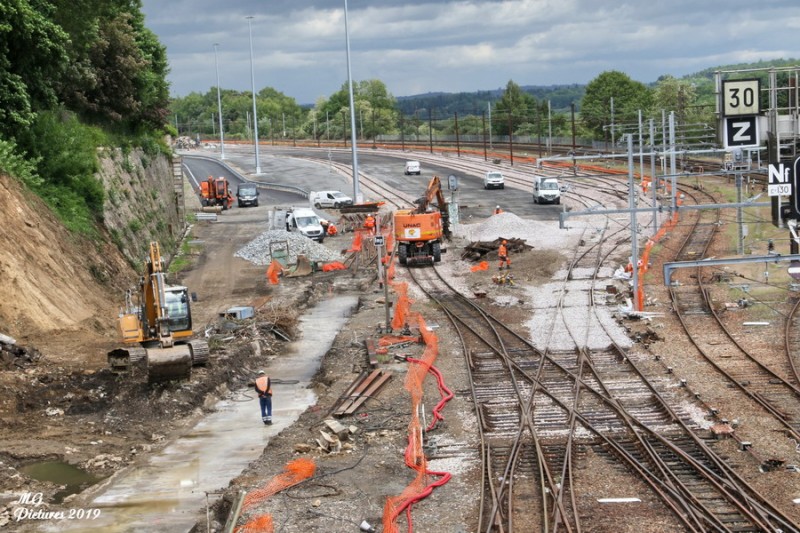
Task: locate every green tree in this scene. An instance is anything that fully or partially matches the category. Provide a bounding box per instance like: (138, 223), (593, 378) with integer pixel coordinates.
(0, 0), (69, 137)
(493, 80), (547, 137)
(51, 0), (170, 131)
(581, 71), (652, 138)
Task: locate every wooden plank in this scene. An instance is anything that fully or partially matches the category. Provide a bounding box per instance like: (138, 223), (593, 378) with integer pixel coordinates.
(342, 371), (393, 415)
(333, 369), (388, 417)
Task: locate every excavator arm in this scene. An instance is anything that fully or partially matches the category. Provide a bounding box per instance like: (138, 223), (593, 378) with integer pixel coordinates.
(414, 176), (451, 239)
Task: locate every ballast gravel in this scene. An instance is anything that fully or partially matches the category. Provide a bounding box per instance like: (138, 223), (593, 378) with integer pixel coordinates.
(234, 229), (343, 266)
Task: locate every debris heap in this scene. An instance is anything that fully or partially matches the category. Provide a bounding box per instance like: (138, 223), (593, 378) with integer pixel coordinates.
(0, 334), (40, 371)
(235, 229), (342, 266)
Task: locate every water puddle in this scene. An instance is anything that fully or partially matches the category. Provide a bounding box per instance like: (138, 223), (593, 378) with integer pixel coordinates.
(35, 295), (358, 533)
(19, 461), (100, 504)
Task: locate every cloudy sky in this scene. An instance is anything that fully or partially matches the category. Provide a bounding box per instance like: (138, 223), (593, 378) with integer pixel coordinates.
(141, 0), (799, 104)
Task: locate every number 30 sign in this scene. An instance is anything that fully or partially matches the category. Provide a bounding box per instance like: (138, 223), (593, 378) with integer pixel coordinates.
(722, 79), (761, 117)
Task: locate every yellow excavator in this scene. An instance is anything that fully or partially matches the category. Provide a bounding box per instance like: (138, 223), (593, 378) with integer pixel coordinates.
(107, 242), (209, 383)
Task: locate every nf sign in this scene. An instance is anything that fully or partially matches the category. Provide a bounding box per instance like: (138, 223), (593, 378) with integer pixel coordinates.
(768, 162), (792, 197)
(724, 117), (758, 148)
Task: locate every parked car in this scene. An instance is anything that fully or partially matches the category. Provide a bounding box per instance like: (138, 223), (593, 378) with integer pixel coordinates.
(404, 161), (421, 175)
(236, 183), (260, 207)
(311, 190), (353, 209)
(483, 171), (505, 190)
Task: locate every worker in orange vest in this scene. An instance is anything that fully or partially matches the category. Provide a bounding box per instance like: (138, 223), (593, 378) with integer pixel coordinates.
(327, 222), (338, 236)
(498, 240), (511, 270)
(364, 214), (376, 233)
(494, 205), (503, 215)
(254, 370), (273, 425)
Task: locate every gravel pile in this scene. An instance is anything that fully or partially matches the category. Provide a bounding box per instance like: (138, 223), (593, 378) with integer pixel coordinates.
(454, 212), (584, 249)
(235, 229), (343, 266)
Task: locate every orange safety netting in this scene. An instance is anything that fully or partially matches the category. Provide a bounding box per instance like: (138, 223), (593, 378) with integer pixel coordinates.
(237, 515), (274, 533)
(347, 231), (363, 252)
(470, 261), (489, 272)
(382, 313), (452, 533)
(631, 178), (683, 310)
(391, 282), (412, 331)
(322, 261), (347, 272)
(234, 457), (316, 533)
(378, 335), (419, 347)
(266, 260), (283, 285)
(241, 457), (315, 511)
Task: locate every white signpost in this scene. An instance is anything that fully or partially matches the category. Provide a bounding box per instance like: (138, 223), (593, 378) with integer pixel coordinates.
(722, 79), (761, 117)
(768, 162), (792, 197)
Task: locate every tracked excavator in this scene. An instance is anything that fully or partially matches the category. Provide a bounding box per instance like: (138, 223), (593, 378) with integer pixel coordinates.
(394, 175), (451, 265)
(107, 242), (209, 383)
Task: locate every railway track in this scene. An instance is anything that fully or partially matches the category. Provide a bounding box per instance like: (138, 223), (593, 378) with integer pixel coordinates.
(403, 262), (798, 532)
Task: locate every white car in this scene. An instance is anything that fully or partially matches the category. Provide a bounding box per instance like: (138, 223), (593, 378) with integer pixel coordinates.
(483, 171), (505, 190)
(404, 161), (421, 175)
(311, 190), (353, 209)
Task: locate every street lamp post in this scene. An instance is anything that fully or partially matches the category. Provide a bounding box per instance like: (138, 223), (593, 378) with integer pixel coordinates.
(213, 43), (225, 160)
(247, 16), (261, 174)
(343, 0), (360, 202)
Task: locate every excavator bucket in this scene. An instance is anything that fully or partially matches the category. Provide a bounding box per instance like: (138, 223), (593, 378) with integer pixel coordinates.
(146, 345), (192, 383)
(287, 254), (313, 277)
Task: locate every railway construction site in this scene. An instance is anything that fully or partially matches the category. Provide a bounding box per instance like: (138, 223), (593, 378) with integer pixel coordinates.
(1, 142), (800, 533)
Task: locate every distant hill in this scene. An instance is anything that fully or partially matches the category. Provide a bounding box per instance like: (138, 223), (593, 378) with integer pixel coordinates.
(395, 58), (799, 117)
(396, 84), (584, 116)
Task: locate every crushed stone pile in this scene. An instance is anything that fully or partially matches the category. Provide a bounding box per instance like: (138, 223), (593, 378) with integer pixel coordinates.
(454, 212), (582, 250)
(235, 229), (343, 266)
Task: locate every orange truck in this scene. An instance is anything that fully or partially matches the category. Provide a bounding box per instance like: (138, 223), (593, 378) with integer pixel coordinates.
(394, 175), (451, 265)
(200, 176), (234, 210)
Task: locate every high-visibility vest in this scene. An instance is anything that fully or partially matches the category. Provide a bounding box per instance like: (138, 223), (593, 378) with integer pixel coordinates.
(327, 224), (338, 236)
(255, 376), (272, 396)
(364, 216), (375, 228)
(498, 244), (508, 257)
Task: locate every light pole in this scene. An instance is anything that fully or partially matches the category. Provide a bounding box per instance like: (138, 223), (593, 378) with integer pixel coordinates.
(344, 0), (360, 202)
(213, 43), (225, 160)
(247, 16), (261, 174)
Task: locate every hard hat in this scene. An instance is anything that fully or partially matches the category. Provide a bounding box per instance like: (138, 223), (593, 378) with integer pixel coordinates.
(496, 205), (500, 209)
(258, 370), (265, 375)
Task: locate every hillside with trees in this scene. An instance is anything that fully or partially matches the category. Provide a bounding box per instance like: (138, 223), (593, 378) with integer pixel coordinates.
(0, 0), (172, 236)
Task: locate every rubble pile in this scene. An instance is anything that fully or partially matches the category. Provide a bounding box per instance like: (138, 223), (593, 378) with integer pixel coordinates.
(235, 229), (343, 266)
(0, 334), (40, 371)
(455, 212), (580, 250)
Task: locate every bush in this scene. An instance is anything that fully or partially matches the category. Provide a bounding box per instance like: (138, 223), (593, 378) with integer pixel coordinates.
(0, 139), (42, 188)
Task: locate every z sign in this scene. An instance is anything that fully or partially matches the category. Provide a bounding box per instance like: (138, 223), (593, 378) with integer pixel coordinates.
(724, 117), (758, 148)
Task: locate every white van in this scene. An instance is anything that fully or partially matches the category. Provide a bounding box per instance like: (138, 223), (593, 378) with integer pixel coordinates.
(483, 171), (505, 190)
(311, 190), (353, 209)
(533, 176), (561, 204)
(286, 207), (325, 242)
(404, 161), (421, 175)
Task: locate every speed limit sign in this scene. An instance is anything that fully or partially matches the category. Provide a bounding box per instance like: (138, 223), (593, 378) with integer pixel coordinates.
(722, 79), (760, 117)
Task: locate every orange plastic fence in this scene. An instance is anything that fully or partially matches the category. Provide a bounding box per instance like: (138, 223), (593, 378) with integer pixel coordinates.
(382, 313), (452, 532)
(391, 282), (411, 331)
(234, 457), (316, 533)
(348, 231), (363, 253)
(322, 261), (347, 272)
(471, 261), (489, 272)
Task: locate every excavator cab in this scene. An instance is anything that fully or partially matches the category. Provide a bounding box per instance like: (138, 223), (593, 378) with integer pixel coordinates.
(163, 287), (192, 333)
